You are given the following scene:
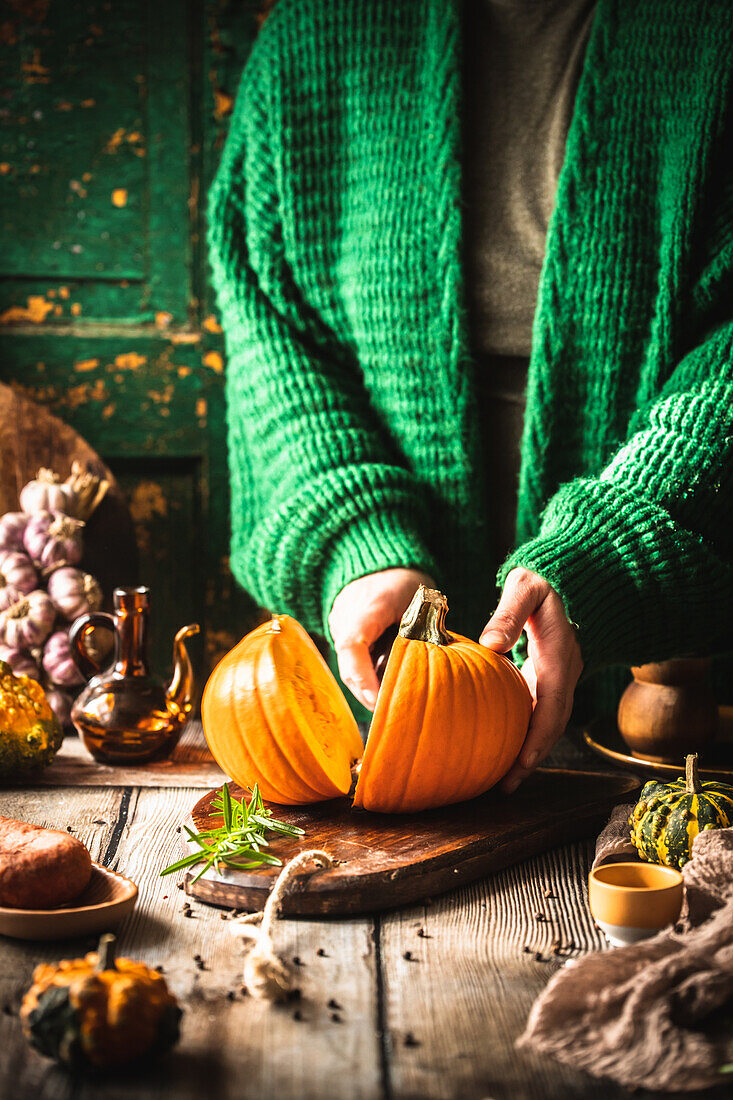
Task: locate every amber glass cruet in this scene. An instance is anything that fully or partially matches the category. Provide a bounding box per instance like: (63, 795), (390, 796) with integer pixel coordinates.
(69, 586), (199, 764)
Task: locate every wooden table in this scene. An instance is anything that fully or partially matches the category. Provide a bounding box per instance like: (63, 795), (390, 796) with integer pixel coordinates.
(1, 734), (728, 1100)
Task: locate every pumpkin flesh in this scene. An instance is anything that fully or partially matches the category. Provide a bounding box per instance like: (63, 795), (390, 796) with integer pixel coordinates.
(202, 616), (362, 804)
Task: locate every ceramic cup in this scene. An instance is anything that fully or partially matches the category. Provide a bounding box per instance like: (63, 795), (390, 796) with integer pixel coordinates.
(588, 862), (683, 948)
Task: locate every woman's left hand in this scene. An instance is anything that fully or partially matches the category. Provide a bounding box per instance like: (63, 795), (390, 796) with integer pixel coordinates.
(479, 567), (584, 793)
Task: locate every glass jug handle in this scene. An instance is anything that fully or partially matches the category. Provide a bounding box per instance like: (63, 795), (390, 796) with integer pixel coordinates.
(68, 612), (118, 680)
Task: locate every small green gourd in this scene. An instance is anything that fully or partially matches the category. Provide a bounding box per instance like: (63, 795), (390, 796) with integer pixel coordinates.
(630, 753), (733, 869)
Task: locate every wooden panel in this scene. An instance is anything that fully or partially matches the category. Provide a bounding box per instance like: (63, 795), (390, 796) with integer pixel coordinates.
(381, 843), (626, 1100)
(4, 783), (726, 1100)
(0, 0), (148, 283)
(0, 787), (382, 1100)
(0, 0), (261, 678)
(35, 721), (224, 789)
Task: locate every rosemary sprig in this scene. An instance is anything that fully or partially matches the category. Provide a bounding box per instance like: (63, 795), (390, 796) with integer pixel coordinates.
(160, 783), (305, 882)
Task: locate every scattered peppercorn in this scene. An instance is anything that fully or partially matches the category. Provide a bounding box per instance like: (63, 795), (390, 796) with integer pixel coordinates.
(534, 951), (544, 962)
(177, 882), (184, 891)
(404, 1032), (420, 1047)
(2, 1005), (14, 1016)
(65, 826), (73, 833)
(331, 1013), (342, 1023)
(288, 988), (302, 1002)
(183, 909), (194, 918)
(176, 826), (181, 833)
(293, 1009), (303, 1021)
(316, 948), (328, 957)
(522, 945), (531, 954)
(226, 991), (236, 1001)
(535, 913), (547, 922)
(417, 928), (431, 938)
(155, 965), (165, 973)
(193, 955), (206, 971)
(403, 951), (416, 961)
(293, 956), (304, 967)
(327, 998), (341, 1011)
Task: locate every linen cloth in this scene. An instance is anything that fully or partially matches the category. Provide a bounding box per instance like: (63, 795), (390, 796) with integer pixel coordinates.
(519, 811), (733, 1091)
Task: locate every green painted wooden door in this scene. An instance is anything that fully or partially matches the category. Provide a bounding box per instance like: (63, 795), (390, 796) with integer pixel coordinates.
(0, 0), (260, 679)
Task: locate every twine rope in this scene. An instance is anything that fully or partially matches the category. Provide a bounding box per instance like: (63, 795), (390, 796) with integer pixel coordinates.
(230, 848), (333, 1001)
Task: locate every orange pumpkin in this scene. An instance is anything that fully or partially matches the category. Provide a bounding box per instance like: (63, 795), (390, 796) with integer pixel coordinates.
(202, 615), (362, 804)
(353, 586), (532, 812)
(203, 587), (531, 813)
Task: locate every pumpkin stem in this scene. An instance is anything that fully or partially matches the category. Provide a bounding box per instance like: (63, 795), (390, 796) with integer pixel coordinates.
(398, 586), (450, 645)
(96, 933), (117, 972)
(685, 753), (703, 794)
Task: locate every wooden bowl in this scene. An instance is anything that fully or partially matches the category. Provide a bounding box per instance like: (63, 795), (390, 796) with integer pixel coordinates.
(0, 863), (137, 940)
(589, 862), (683, 947)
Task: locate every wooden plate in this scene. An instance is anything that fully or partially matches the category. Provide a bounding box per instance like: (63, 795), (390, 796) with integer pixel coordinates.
(0, 863), (138, 940)
(583, 706), (733, 782)
(183, 768), (640, 916)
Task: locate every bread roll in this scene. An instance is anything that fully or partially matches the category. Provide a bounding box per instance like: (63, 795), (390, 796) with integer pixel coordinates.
(0, 816), (92, 909)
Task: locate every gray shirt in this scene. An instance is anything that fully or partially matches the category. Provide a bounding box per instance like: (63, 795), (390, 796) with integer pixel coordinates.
(464, 0), (596, 357)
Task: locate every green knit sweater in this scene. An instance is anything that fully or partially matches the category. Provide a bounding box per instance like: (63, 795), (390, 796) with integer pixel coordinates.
(208, 0), (733, 701)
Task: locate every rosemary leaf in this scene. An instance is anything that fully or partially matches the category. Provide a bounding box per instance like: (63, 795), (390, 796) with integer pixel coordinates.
(159, 784), (304, 880)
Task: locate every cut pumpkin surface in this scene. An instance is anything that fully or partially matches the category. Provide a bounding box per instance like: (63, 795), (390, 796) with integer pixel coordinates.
(202, 587), (532, 814)
(202, 616), (362, 804)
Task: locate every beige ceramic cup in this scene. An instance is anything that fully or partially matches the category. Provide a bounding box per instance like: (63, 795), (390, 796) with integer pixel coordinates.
(589, 862), (683, 947)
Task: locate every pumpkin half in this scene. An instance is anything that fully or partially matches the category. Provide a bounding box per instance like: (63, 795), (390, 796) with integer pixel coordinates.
(202, 586), (532, 813)
(353, 587), (532, 812)
(202, 614), (363, 804)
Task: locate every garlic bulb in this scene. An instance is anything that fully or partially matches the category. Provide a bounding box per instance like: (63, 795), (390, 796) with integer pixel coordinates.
(42, 630), (85, 688)
(0, 642), (41, 680)
(47, 567), (102, 621)
(23, 511), (84, 573)
(19, 468), (77, 516)
(0, 551), (37, 612)
(0, 590), (55, 649)
(0, 512), (30, 555)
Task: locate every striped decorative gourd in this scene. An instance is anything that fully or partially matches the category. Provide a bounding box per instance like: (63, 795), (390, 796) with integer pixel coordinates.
(630, 754), (733, 869)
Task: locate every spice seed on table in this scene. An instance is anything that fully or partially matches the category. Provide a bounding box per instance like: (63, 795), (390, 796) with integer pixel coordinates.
(404, 1033), (420, 1048)
(327, 999), (341, 1010)
(331, 1013), (342, 1023)
(316, 948), (328, 956)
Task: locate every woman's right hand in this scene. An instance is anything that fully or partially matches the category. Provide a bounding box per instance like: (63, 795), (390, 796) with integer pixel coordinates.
(328, 568), (435, 710)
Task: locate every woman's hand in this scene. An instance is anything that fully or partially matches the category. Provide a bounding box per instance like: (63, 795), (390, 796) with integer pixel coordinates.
(329, 568), (435, 710)
(480, 568), (583, 793)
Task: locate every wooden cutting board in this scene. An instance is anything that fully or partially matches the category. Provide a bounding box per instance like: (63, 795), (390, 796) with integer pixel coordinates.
(183, 769), (640, 916)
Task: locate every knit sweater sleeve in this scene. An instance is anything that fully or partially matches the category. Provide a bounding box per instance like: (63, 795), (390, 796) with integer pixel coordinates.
(501, 321), (733, 671)
(207, 42), (437, 636)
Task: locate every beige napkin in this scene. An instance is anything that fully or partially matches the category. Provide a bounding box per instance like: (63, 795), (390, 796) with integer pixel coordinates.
(519, 813), (733, 1092)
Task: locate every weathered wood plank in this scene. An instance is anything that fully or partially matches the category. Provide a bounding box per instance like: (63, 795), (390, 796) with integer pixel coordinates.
(37, 723), (224, 788)
(0, 787), (125, 1098)
(379, 842), (731, 1100)
(1, 787), (383, 1100)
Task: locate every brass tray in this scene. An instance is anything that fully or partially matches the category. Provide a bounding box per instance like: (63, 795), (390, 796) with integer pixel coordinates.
(583, 706), (733, 782)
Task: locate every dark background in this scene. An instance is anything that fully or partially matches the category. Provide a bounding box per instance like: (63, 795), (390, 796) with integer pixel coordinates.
(0, 0), (262, 677)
